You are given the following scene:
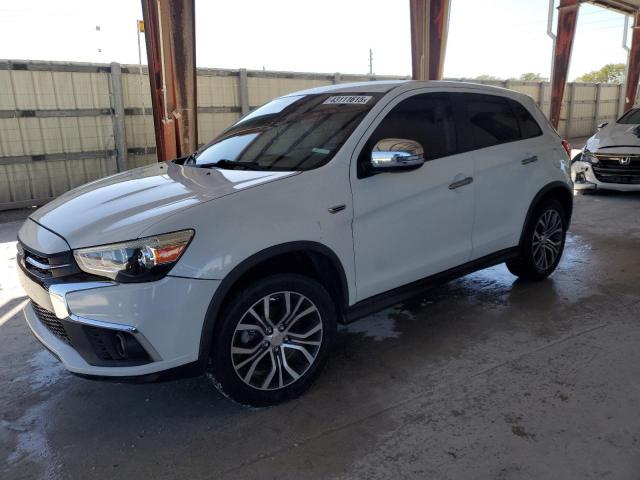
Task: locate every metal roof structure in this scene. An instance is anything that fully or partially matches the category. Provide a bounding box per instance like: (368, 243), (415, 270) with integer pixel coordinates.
(588, 0), (640, 13)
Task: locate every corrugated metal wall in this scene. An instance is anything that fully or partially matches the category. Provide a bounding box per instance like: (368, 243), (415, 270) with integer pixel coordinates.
(0, 60), (632, 210)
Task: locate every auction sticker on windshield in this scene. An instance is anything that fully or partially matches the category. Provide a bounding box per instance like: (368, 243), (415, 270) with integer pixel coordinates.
(323, 95), (372, 105)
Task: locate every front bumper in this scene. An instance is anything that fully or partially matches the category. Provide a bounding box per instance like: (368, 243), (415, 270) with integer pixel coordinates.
(572, 161), (640, 192)
(20, 266), (220, 377)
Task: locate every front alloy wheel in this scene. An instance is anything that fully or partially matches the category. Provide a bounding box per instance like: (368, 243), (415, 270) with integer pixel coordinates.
(209, 274), (336, 406)
(231, 291), (323, 391)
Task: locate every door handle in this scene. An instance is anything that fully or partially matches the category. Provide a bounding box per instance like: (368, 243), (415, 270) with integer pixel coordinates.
(448, 176), (473, 190)
(521, 155), (538, 165)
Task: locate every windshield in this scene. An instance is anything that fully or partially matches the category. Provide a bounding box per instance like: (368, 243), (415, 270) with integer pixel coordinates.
(188, 93), (382, 171)
(617, 108), (640, 124)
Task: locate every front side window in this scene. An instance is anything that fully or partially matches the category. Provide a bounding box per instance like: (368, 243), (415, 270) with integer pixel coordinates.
(617, 108), (640, 124)
(188, 93), (382, 171)
(364, 92), (457, 163)
(454, 93), (520, 152)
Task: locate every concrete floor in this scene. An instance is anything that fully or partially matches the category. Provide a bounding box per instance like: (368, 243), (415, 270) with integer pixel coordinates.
(1, 191), (639, 480)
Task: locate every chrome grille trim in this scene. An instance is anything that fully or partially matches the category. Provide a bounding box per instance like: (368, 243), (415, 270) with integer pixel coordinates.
(24, 256), (71, 271)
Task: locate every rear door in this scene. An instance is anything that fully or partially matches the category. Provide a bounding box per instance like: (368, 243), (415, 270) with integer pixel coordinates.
(350, 91), (475, 301)
(451, 92), (543, 259)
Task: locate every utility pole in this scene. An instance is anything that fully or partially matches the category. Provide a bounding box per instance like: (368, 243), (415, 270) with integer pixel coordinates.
(369, 48), (373, 75)
(137, 20), (144, 65)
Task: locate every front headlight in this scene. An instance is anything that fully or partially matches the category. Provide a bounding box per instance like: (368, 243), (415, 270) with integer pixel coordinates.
(581, 150), (599, 164)
(73, 229), (194, 282)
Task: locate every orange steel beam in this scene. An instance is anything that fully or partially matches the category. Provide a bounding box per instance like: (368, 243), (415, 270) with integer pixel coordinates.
(410, 0), (451, 80)
(141, 0), (197, 162)
(624, 11), (640, 112)
(550, 0), (580, 130)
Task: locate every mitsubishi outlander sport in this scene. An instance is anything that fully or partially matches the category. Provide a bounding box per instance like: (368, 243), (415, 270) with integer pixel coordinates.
(17, 81), (573, 406)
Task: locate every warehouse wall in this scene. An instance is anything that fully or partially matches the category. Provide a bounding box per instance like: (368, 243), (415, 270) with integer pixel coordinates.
(0, 60), (630, 210)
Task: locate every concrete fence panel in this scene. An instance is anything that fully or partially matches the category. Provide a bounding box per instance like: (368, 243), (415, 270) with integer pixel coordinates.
(0, 59), (635, 210)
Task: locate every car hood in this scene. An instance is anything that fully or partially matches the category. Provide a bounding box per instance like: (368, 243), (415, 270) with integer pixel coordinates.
(586, 123), (640, 152)
(30, 162), (296, 249)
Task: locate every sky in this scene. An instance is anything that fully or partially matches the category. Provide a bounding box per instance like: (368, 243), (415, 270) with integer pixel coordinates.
(0, 0), (632, 80)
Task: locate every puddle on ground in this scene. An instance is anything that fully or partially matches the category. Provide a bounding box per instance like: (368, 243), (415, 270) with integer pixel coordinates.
(28, 350), (67, 390)
(341, 232), (597, 339)
(341, 306), (407, 340)
(3, 351), (67, 479)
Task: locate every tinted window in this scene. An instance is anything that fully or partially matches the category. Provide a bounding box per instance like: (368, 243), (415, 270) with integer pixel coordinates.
(190, 93), (382, 171)
(509, 99), (542, 139)
(617, 108), (640, 124)
(366, 93), (456, 161)
(455, 93), (520, 151)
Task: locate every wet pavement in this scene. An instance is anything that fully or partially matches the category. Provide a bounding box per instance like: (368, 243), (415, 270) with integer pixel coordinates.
(1, 191), (639, 480)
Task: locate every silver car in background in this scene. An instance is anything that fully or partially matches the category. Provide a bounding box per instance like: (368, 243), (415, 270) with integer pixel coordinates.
(573, 108), (640, 192)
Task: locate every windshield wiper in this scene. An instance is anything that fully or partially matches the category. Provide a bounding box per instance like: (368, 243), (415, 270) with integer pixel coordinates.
(199, 159), (266, 170)
(181, 151), (199, 165)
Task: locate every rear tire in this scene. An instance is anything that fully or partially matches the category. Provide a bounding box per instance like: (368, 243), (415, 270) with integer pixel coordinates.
(208, 274), (336, 406)
(506, 199), (567, 281)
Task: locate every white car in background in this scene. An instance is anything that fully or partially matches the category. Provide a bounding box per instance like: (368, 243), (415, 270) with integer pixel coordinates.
(573, 108), (640, 192)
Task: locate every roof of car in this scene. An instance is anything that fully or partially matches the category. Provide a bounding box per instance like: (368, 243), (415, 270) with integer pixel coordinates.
(286, 80), (516, 97)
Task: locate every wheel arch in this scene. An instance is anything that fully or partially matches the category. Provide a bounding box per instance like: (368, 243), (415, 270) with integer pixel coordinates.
(197, 241), (349, 365)
(519, 181), (573, 246)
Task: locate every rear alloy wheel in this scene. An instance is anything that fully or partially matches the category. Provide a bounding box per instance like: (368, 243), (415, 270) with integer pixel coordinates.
(209, 274), (336, 406)
(506, 199), (567, 281)
(530, 209), (563, 272)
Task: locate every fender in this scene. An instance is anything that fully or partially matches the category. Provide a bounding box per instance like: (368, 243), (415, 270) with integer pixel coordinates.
(519, 181), (573, 246)
(196, 241), (349, 366)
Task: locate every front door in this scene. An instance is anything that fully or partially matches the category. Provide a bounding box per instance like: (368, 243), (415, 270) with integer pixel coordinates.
(350, 91), (475, 301)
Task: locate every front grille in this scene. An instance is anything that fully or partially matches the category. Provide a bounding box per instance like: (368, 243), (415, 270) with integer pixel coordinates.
(31, 302), (71, 344)
(17, 242), (78, 281)
(594, 154), (640, 168)
(593, 153), (640, 184)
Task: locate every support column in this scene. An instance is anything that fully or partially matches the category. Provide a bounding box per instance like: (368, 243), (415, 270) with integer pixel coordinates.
(594, 82), (602, 131)
(409, 0), (451, 80)
(624, 11), (640, 112)
(141, 0), (197, 162)
(109, 62), (128, 172)
(550, 0), (579, 130)
(239, 68), (249, 116)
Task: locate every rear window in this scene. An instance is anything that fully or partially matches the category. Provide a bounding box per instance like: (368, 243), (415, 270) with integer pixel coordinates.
(454, 93), (521, 151)
(617, 108), (640, 124)
(509, 99), (542, 139)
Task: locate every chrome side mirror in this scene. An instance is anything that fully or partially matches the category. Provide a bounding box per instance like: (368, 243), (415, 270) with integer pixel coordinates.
(370, 138), (425, 172)
(597, 122), (608, 130)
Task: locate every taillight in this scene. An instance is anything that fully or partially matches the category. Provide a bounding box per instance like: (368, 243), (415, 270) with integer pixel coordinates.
(561, 139), (572, 157)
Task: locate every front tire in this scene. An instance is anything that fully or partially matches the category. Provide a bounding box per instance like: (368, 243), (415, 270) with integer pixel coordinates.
(209, 274), (336, 406)
(506, 199), (567, 281)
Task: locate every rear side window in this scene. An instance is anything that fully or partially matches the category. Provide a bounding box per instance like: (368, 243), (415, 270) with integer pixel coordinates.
(453, 93), (520, 152)
(509, 99), (542, 139)
(366, 92), (457, 161)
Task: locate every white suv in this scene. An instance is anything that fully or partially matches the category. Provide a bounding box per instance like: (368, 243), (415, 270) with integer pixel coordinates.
(17, 81), (573, 405)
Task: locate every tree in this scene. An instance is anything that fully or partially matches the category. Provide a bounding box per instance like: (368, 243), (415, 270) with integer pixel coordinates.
(518, 72), (547, 81)
(473, 74), (502, 81)
(575, 63), (625, 83)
